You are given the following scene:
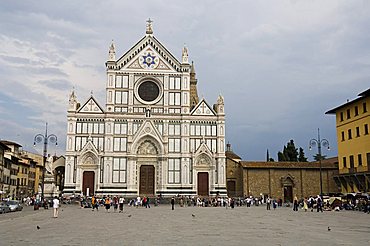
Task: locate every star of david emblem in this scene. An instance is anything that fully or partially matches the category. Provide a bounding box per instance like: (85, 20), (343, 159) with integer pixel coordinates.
(142, 53), (156, 67)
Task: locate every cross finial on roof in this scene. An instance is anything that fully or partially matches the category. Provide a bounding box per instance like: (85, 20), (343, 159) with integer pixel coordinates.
(146, 18), (153, 34)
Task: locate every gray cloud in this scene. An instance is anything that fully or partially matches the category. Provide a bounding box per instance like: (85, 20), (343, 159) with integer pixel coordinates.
(38, 79), (72, 90)
(0, 0), (369, 160)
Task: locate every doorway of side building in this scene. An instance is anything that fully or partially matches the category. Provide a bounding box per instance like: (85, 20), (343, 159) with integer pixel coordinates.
(82, 171), (95, 196)
(227, 180), (236, 197)
(139, 165), (155, 196)
(284, 186), (293, 203)
(197, 172), (209, 196)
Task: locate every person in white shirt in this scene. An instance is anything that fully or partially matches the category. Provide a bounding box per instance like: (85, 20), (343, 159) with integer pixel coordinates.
(136, 196), (141, 207)
(53, 196), (60, 218)
(119, 197), (125, 213)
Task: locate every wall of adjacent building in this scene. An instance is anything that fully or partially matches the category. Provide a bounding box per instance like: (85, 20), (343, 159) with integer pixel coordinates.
(243, 167), (339, 199)
(225, 158), (243, 197)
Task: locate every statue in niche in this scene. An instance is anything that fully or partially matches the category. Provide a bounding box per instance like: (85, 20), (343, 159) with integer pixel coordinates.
(138, 140), (158, 155)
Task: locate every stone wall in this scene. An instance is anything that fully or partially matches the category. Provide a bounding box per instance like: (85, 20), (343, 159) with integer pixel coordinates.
(243, 167), (339, 199)
(225, 158), (243, 197)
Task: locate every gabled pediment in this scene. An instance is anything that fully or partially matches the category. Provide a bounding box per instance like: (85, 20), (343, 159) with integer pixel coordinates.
(80, 138), (100, 155)
(194, 142), (213, 167)
(116, 36), (181, 72)
(79, 138), (100, 167)
(190, 98), (216, 116)
(77, 96), (104, 114)
(131, 120), (164, 153)
(124, 47), (174, 72)
(194, 141), (213, 156)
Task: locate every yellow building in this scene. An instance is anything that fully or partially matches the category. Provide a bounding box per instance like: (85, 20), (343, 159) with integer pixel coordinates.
(326, 88), (370, 193)
(21, 151), (43, 196)
(17, 158), (29, 200)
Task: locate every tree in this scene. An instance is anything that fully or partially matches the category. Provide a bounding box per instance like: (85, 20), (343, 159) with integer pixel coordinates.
(285, 140), (298, 162)
(313, 154), (327, 161)
(278, 151), (286, 161)
(298, 147), (308, 162)
(277, 139), (299, 162)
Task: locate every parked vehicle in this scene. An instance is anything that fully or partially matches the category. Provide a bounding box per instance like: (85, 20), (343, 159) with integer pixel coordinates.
(6, 200), (23, 212)
(0, 202), (11, 214)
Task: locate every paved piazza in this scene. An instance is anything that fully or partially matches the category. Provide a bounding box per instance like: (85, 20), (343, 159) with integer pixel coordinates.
(0, 204), (369, 245)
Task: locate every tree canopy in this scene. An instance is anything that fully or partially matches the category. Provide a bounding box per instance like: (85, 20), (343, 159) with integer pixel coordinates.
(313, 154), (327, 161)
(298, 147), (308, 162)
(277, 140), (307, 162)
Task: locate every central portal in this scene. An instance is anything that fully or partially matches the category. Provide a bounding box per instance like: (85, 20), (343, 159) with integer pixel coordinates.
(197, 172), (209, 196)
(82, 171), (95, 196)
(140, 165), (155, 196)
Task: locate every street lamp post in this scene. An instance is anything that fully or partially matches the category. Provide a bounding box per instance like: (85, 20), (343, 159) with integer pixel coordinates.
(33, 123), (57, 200)
(309, 128), (330, 196)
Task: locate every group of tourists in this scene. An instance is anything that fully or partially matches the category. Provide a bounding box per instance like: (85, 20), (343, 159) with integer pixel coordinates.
(67, 192), (370, 215)
(89, 195), (126, 213)
(87, 195), (154, 212)
(127, 196), (152, 208)
(291, 195), (323, 212)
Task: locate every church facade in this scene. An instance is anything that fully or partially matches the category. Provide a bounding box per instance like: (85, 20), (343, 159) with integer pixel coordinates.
(63, 21), (227, 198)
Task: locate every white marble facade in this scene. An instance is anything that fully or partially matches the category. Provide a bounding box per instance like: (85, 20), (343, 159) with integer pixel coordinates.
(63, 20), (226, 197)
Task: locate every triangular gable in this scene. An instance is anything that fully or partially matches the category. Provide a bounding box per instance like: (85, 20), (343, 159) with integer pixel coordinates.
(80, 137), (100, 158)
(125, 46), (174, 72)
(132, 120), (164, 146)
(194, 141), (213, 156)
(117, 35), (181, 72)
(77, 96), (104, 114)
(190, 99), (216, 116)
(193, 141), (214, 167)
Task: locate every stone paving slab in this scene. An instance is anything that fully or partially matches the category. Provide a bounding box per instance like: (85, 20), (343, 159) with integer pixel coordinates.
(0, 204), (369, 245)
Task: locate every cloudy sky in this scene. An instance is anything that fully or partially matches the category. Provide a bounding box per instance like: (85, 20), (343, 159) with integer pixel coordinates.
(0, 0), (369, 160)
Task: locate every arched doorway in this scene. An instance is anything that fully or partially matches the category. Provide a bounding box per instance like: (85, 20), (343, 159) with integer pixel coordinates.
(281, 175), (295, 203)
(197, 172), (209, 196)
(139, 165), (155, 196)
(227, 180), (236, 197)
(283, 186), (293, 203)
(82, 171), (95, 196)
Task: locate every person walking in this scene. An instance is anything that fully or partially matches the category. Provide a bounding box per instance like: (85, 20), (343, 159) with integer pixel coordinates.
(105, 196), (111, 212)
(136, 196), (141, 208)
(303, 198), (308, 212)
(316, 195), (323, 212)
(91, 195), (98, 211)
(146, 197), (151, 208)
(113, 196), (118, 212)
(308, 196), (314, 212)
(272, 199), (277, 210)
(53, 196), (60, 218)
(143, 196), (147, 208)
(171, 197), (175, 210)
(293, 196), (299, 211)
(266, 196), (271, 210)
(119, 196), (125, 213)
(230, 198), (235, 209)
